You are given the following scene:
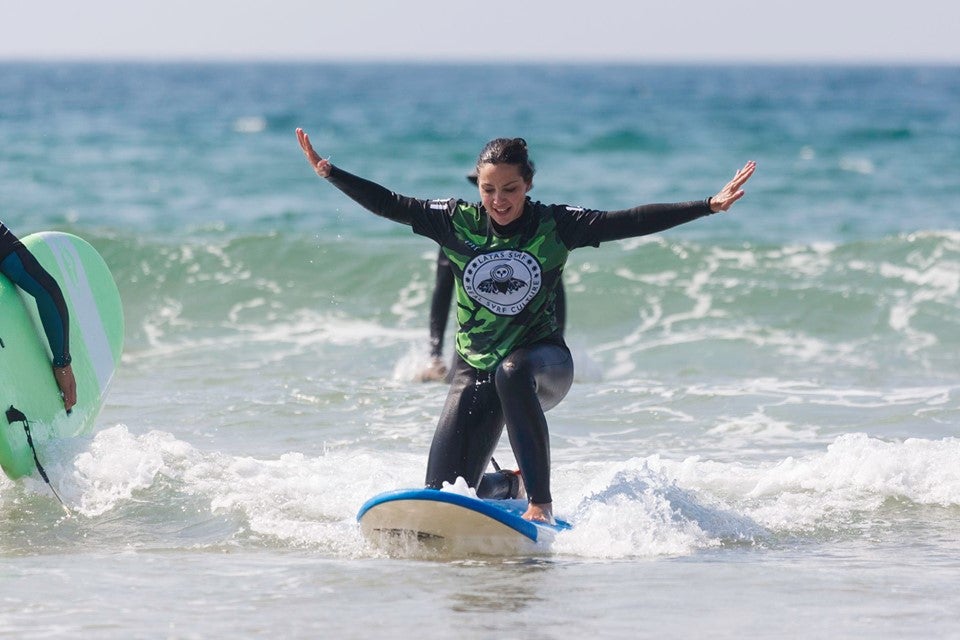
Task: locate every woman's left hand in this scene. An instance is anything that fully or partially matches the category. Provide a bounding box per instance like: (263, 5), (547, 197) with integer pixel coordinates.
(710, 160), (756, 213)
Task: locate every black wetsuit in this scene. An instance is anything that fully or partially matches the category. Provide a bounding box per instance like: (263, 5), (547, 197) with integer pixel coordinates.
(428, 249), (567, 500)
(0, 222), (72, 367)
(323, 166), (713, 504)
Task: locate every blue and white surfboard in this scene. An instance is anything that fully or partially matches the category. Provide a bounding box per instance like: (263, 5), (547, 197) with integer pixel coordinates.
(358, 488), (571, 555)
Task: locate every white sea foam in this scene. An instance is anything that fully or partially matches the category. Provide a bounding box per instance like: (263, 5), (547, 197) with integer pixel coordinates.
(26, 425), (424, 555)
(232, 116), (267, 134)
(440, 476), (477, 498)
(663, 433), (960, 531)
(135, 309), (421, 363)
(839, 155), (875, 174)
(9, 423), (959, 562)
(551, 461), (763, 558)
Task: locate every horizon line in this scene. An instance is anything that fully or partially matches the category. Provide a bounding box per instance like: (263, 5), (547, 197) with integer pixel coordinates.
(2, 54), (958, 67)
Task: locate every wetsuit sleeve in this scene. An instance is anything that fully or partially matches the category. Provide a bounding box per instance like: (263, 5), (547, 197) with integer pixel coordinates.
(556, 199), (714, 248)
(0, 222), (19, 262)
(324, 165), (432, 226)
(0, 246), (72, 367)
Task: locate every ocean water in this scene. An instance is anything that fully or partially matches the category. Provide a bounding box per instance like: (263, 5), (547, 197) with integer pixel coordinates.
(1, 62), (959, 638)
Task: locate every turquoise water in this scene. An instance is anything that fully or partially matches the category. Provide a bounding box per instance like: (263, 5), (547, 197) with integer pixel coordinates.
(1, 62), (959, 638)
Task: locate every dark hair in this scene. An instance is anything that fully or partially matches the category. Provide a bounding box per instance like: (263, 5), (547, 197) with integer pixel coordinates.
(475, 137), (536, 184)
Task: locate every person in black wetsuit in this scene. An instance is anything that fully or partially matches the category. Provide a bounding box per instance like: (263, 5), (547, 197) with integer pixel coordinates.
(418, 169), (566, 383)
(297, 128), (755, 523)
(0, 221), (76, 411)
(416, 246), (456, 382)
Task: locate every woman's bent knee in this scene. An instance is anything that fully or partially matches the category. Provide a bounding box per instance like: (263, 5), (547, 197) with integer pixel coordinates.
(495, 344), (573, 411)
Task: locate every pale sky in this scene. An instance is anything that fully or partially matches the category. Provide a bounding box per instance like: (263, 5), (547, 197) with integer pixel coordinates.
(3, 0), (959, 63)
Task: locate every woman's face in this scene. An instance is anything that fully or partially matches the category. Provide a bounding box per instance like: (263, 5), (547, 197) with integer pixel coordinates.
(477, 163), (531, 226)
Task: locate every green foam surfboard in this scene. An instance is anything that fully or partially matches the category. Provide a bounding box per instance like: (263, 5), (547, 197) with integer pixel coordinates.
(0, 232), (124, 480)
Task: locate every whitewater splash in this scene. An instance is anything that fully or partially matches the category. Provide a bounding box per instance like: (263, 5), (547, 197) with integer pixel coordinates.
(4, 426), (957, 559)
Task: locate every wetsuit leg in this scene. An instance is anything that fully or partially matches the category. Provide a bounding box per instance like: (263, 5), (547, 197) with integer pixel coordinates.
(424, 355), (504, 490)
(494, 342), (574, 505)
(428, 248), (454, 360)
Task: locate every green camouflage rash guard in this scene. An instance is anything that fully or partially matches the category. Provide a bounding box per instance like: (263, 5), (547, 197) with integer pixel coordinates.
(425, 200), (569, 370)
(324, 166), (713, 371)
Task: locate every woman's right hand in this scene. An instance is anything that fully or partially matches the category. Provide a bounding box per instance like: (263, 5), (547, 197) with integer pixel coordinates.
(296, 128), (332, 178)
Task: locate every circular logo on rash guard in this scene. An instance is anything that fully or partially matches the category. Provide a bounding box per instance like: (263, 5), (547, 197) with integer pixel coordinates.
(462, 250), (542, 316)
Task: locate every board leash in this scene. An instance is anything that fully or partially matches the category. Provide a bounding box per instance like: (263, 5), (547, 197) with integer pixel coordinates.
(5, 406), (72, 516)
